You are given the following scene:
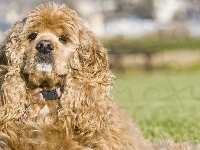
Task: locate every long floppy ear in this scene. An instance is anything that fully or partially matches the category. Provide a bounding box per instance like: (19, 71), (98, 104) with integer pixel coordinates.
(59, 24), (115, 136)
(70, 26), (114, 82)
(0, 20), (27, 122)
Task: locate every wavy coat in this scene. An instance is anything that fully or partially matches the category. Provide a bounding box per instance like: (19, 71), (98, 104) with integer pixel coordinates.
(0, 3), (154, 150)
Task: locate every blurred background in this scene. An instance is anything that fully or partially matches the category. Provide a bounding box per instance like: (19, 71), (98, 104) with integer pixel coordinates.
(1, 0), (200, 144)
(1, 0), (200, 71)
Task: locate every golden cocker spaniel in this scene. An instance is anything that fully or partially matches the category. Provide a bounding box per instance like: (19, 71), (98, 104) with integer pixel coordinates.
(0, 3), (155, 150)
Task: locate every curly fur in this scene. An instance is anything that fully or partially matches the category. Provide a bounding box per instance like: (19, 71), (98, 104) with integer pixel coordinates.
(0, 3), (198, 150)
(0, 3), (154, 150)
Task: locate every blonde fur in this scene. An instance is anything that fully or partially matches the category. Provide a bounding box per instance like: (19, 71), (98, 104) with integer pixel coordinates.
(0, 3), (197, 150)
(0, 3), (154, 150)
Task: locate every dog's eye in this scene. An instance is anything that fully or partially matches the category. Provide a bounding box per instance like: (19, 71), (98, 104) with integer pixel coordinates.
(28, 33), (38, 42)
(59, 35), (68, 44)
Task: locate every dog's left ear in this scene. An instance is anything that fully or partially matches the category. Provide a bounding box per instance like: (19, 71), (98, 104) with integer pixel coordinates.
(70, 26), (110, 75)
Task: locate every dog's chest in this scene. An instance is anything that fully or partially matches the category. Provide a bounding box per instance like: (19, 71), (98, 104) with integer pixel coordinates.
(40, 104), (50, 116)
(24, 92), (60, 124)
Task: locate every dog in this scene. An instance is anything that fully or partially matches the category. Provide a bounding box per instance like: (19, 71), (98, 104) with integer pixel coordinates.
(0, 3), (155, 150)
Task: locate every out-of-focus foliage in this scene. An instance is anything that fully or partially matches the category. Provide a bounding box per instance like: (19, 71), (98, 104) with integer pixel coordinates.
(102, 30), (200, 55)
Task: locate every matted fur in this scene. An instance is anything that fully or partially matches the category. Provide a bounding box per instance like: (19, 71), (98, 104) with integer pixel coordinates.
(0, 3), (154, 150)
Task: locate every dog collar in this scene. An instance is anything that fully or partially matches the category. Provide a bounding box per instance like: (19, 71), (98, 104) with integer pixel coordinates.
(34, 87), (63, 100)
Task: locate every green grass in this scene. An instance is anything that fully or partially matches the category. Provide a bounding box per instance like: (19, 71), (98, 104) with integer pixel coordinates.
(112, 69), (200, 144)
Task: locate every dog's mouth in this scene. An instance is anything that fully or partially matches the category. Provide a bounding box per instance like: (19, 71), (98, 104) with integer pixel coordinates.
(33, 86), (64, 100)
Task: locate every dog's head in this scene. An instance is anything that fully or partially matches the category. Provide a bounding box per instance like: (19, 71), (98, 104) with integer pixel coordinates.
(0, 3), (110, 91)
(20, 4), (82, 88)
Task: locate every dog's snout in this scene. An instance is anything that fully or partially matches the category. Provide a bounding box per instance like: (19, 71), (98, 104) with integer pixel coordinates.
(35, 40), (54, 54)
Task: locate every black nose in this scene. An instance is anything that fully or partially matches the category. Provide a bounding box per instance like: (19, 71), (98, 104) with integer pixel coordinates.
(35, 40), (54, 54)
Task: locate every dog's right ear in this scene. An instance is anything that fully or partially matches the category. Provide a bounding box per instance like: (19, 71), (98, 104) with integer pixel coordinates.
(0, 18), (26, 67)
